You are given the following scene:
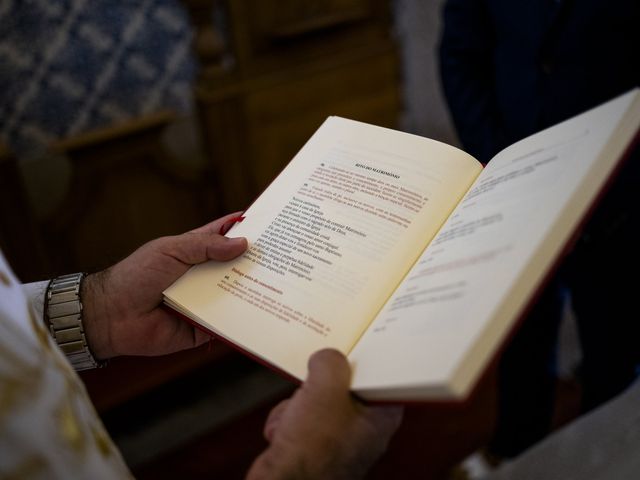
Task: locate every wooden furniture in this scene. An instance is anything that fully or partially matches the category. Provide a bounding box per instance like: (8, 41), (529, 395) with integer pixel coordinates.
(0, 143), (49, 280)
(0, 0), (401, 417)
(1, 112), (218, 282)
(79, 344), (234, 413)
(43, 111), (217, 277)
(182, 0), (401, 212)
(1, 116), (232, 413)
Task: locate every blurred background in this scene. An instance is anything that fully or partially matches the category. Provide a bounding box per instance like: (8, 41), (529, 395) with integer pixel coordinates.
(0, 0), (457, 281)
(0, 1), (580, 478)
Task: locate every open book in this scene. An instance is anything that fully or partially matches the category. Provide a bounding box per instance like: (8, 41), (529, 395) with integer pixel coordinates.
(164, 89), (640, 402)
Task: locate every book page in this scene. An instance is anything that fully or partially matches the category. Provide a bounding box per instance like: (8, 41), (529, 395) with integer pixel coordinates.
(165, 117), (481, 379)
(350, 90), (640, 400)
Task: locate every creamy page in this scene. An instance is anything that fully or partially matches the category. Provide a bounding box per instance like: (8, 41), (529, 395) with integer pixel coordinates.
(350, 91), (640, 400)
(165, 116), (481, 379)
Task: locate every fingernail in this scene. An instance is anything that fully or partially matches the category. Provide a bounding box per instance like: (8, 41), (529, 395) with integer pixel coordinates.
(220, 215), (245, 235)
(227, 236), (248, 246)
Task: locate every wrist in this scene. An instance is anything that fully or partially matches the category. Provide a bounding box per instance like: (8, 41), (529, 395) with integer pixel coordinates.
(80, 270), (114, 360)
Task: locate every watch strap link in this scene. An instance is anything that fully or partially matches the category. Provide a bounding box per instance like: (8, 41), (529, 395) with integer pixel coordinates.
(46, 273), (103, 371)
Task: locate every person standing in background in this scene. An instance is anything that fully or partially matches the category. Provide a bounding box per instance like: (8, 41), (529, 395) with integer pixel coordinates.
(439, 0), (640, 462)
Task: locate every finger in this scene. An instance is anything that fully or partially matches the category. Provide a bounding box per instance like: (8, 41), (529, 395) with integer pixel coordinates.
(364, 405), (405, 434)
(220, 215), (245, 236)
(263, 399), (291, 442)
(190, 211), (245, 235)
(161, 233), (248, 266)
(204, 235), (248, 261)
(304, 349), (352, 397)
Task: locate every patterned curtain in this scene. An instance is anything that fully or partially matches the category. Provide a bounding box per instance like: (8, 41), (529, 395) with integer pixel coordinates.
(0, 0), (195, 154)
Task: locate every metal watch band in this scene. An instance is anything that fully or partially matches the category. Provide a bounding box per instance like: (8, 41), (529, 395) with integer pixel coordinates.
(46, 272), (103, 371)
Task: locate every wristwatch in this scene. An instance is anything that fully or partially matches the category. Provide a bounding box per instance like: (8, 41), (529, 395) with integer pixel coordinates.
(45, 272), (103, 371)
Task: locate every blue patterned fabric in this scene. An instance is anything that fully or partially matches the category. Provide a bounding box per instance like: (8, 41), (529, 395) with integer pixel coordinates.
(0, 0), (195, 154)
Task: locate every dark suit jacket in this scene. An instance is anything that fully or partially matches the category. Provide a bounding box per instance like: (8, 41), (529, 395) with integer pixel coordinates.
(439, 0), (640, 163)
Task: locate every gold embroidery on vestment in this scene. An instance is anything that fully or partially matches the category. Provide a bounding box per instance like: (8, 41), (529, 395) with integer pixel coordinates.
(56, 397), (86, 454)
(0, 455), (47, 480)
